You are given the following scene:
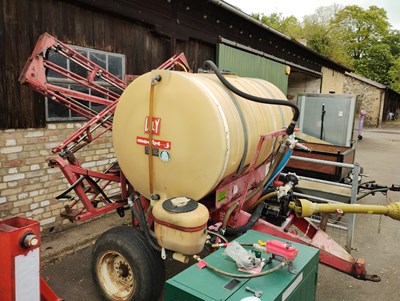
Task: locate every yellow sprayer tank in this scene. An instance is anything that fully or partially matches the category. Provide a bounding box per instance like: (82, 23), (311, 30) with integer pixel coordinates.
(113, 70), (292, 202)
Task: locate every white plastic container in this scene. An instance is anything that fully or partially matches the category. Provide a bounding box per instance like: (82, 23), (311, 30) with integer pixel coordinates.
(152, 197), (209, 255)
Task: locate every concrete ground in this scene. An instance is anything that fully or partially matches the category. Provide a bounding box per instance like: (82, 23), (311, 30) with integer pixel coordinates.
(41, 125), (400, 301)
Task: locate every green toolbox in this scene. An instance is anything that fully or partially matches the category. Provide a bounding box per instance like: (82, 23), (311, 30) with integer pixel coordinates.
(165, 230), (319, 301)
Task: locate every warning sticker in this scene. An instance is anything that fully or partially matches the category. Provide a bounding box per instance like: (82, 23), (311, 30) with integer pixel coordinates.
(136, 136), (171, 150)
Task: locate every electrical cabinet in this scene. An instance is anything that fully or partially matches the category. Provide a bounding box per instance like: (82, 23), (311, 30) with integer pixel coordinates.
(165, 230), (319, 301)
(297, 93), (356, 147)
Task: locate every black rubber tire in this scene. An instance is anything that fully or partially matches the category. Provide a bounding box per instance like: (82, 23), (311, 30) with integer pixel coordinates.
(91, 225), (165, 301)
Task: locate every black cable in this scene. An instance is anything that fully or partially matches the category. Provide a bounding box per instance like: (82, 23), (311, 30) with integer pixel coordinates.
(320, 104), (326, 140)
(203, 60), (300, 136)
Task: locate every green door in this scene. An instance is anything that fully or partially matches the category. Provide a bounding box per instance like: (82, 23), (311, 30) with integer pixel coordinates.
(217, 43), (289, 95)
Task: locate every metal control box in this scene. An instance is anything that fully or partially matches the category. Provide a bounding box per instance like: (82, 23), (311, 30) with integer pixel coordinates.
(165, 230), (319, 301)
(297, 93), (356, 147)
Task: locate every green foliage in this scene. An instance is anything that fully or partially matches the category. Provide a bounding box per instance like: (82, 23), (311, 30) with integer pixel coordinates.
(251, 12), (302, 39)
(332, 5), (390, 59)
(384, 30), (400, 57)
(389, 57), (400, 93)
(302, 4), (349, 64)
(354, 44), (393, 85)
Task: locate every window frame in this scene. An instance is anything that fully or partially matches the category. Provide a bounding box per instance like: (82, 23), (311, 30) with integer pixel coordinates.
(45, 45), (126, 122)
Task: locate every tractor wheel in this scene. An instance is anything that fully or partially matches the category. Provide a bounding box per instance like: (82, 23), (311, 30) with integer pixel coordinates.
(91, 225), (165, 301)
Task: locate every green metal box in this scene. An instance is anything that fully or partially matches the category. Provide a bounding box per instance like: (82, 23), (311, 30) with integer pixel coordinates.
(165, 230), (319, 301)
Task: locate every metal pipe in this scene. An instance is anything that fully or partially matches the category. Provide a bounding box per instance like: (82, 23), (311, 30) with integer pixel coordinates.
(308, 218), (348, 231)
(290, 155), (355, 169)
(280, 172), (352, 189)
(289, 199), (400, 221)
(293, 192), (345, 204)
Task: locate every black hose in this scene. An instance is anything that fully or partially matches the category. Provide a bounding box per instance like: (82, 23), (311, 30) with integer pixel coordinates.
(224, 202), (264, 236)
(128, 194), (161, 252)
(203, 60), (300, 136)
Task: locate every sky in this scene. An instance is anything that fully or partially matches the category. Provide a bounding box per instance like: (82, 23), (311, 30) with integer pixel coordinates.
(224, 0), (400, 30)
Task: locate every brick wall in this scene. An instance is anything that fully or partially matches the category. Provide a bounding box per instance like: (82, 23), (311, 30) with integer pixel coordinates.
(0, 123), (117, 234)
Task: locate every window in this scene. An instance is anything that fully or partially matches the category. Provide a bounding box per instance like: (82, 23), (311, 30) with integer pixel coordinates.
(45, 46), (125, 121)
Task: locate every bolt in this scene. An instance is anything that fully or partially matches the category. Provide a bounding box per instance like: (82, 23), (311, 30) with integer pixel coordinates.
(22, 233), (38, 248)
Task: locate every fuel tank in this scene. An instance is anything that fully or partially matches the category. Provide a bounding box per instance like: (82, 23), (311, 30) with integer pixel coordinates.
(113, 70), (292, 201)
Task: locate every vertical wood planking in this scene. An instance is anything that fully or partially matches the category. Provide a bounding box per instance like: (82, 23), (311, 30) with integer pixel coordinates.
(1, 0), (225, 129)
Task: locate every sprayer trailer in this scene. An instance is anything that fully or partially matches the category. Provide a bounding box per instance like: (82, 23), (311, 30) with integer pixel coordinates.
(18, 33), (400, 301)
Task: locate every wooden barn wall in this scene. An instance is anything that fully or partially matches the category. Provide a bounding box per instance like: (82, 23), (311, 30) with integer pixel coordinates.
(0, 0), (216, 129)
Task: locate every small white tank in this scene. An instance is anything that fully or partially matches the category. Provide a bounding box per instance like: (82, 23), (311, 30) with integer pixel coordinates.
(113, 70), (292, 201)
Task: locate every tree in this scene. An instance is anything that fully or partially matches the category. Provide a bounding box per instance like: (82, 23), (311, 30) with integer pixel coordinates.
(302, 4), (351, 65)
(384, 30), (400, 57)
(331, 5), (390, 60)
(389, 57), (400, 93)
(251, 13), (302, 39)
(354, 43), (393, 85)
(330, 5), (395, 84)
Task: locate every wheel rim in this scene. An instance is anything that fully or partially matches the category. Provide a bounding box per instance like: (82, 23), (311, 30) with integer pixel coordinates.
(97, 250), (135, 300)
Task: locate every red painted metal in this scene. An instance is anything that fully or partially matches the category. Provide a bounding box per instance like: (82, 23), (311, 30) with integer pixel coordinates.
(210, 130), (374, 280)
(266, 240), (298, 261)
(20, 33), (190, 222)
(40, 277), (62, 301)
(218, 209), (370, 279)
(0, 217), (61, 301)
(212, 129), (288, 226)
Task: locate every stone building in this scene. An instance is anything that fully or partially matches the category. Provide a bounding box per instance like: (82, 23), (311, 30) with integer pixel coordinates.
(344, 72), (389, 127)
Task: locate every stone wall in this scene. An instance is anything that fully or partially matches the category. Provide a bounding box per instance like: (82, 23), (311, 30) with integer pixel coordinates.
(0, 123), (117, 234)
(287, 71), (321, 101)
(343, 76), (383, 127)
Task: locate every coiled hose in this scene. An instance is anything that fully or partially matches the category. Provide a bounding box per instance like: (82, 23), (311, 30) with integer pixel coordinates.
(193, 255), (286, 278)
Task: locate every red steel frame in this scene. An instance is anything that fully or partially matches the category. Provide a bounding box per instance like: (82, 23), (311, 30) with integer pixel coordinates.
(210, 131), (377, 281)
(0, 217), (61, 301)
(20, 33), (376, 281)
(19, 33), (190, 221)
